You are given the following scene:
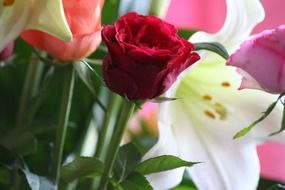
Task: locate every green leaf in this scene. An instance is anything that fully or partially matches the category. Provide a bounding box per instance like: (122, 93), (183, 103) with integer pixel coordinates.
(61, 157), (104, 182)
(174, 174), (198, 190)
(0, 126), (54, 155)
(265, 184), (285, 190)
(74, 61), (106, 112)
(269, 100), (285, 136)
(0, 132), (37, 156)
(135, 155), (199, 175)
(22, 169), (56, 190)
(74, 61), (97, 97)
(102, 0), (120, 24)
(15, 38), (33, 63)
(80, 60), (103, 83)
(130, 136), (157, 155)
(120, 172), (153, 190)
(233, 124), (257, 139)
(178, 29), (196, 40)
(233, 95), (282, 139)
(150, 97), (180, 103)
(0, 145), (16, 165)
(0, 168), (10, 184)
(173, 186), (197, 190)
(194, 42), (229, 60)
(114, 143), (142, 181)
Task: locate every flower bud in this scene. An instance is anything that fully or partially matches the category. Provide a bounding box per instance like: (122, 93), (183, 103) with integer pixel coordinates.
(21, 0), (104, 61)
(227, 25), (285, 94)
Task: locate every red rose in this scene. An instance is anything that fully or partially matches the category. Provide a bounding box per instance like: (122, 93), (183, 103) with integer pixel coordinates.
(102, 12), (200, 100)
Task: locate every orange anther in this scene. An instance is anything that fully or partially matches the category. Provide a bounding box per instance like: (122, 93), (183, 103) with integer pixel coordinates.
(3, 0), (14, 6)
(203, 95), (212, 101)
(221, 81), (231, 87)
(214, 102), (223, 108)
(204, 110), (216, 119)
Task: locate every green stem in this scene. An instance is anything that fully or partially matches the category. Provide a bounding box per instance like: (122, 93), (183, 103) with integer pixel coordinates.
(52, 65), (75, 185)
(97, 99), (135, 190)
(281, 100), (285, 128)
(95, 92), (121, 161)
(16, 56), (44, 127)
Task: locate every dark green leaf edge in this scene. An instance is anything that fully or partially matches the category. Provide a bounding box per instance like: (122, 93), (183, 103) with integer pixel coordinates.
(135, 155), (200, 175)
(233, 94), (284, 139)
(194, 42), (229, 60)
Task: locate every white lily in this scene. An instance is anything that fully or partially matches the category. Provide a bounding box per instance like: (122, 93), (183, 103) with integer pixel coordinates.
(0, 0), (72, 51)
(143, 0), (285, 190)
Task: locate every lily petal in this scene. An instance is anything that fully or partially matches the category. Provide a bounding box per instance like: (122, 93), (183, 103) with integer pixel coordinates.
(25, 0), (72, 42)
(191, 0), (265, 51)
(0, 1), (30, 51)
(174, 58), (284, 190)
(158, 98), (260, 190)
(143, 104), (185, 189)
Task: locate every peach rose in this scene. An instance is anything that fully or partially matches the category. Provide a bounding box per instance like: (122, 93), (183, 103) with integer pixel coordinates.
(21, 0), (104, 61)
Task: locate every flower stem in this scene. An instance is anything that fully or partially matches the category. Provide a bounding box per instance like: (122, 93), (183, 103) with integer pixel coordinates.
(16, 55), (44, 127)
(97, 98), (135, 190)
(52, 64), (75, 185)
(95, 92), (121, 161)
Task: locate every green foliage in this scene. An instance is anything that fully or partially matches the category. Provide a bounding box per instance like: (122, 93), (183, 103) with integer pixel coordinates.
(61, 157), (104, 182)
(172, 174), (198, 190)
(114, 143), (142, 181)
(102, 0), (120, 24)
(0, 168), (10, 185)
(120, 172), (153, 190)
(194, 42), (229, 60)
(173, 186), (197, 190)
(0, 126), (54, 156)
(234, 95), (282, 139)
(178, 29), (196, 40)
(74, 61), (100, 97)
(258, 178), (285, 190)
(136, 155), (199, 175)
(151, 97), (180, 103)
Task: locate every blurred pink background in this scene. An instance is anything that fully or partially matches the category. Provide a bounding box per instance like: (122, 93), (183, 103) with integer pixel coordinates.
(163, 0), (285, 182)
(165, 0), (285, 33)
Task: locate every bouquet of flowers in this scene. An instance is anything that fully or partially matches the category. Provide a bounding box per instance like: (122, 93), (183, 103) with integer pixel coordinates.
(0, 0), (284, 190)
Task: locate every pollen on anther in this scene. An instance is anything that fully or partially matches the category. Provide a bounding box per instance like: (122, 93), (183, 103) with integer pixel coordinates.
(203, 95), (212, 101)
(221, 81), (231, 87)
(204, 110), (216, 119)
(214, 102), (223, 108)
(3, 0), (14, 6)
(214, 102), (227, 120)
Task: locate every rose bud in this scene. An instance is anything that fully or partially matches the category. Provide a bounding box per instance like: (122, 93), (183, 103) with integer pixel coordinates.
(21, 0), (104, 61)
(0, 42), (14, 62)
(227, 25), (285, 94)
(102, 12), (200, 100)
